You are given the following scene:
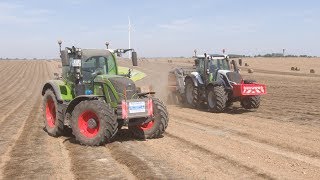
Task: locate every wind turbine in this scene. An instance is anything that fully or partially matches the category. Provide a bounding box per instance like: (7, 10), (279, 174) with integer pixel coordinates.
(128, 16), (131, 59)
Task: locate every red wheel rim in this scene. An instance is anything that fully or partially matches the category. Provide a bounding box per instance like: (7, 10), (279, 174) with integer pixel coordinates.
(78, 111), (99, 138)
(46, 98), (56, 128)
(139, 120), (154, 130)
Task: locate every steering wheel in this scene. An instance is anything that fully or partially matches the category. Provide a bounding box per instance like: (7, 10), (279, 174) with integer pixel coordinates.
(91, 67), (103, 76)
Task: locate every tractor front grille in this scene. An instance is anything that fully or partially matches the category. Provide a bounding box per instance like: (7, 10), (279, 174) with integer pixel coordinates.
(108, 77), (136, 100)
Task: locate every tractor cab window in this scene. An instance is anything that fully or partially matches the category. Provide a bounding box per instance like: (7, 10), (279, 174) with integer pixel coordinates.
(196, 59), (205, 72)
(107, 55), (116, 75)
(82, 56), (108, 81)
(209, 59), (230, 72)
(220, 59), (230, 70)
(209, 60), (218, 73)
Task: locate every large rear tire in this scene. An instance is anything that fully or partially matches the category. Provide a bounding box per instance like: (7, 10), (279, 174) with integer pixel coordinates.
(43, 89), (64, 137)
(71, 100), (118, 146)
(207, 86), (227, 113)
(241, 96), (261, 109)
(129, 98), (168, 139)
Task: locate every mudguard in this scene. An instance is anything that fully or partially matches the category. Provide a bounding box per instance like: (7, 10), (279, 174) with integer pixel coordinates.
(186, 72), (204, 87)
(65, 95), (105, 115)
(42, 80), (73, 101)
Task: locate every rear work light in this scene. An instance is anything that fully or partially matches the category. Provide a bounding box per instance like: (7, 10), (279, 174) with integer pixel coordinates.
(147, 98), (153, 116)
(121, 100), (128, 119)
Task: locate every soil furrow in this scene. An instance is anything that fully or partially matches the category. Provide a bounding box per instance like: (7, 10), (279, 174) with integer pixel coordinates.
(1, 61), (75, 179)
(107, 140), (181, 179)
(170, 110), (320, 159)
(0, 61), (29, 97)
(0, 61), (35, 111)
(165, 118), (320, 179)
(64, 142), (131, 180)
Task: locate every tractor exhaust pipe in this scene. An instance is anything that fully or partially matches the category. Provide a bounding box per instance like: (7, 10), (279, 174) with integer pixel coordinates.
(231, 60), (239, 73)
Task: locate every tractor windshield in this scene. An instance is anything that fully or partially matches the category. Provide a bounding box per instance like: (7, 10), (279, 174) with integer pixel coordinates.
(209, 59), (230, 72)
(82, 55), (116, 81)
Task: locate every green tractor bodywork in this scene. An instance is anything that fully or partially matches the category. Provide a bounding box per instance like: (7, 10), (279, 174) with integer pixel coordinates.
(42, 43), (168, 146)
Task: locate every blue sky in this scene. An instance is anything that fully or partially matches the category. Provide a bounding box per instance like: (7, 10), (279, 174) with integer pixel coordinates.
(0, 0), (319, 58)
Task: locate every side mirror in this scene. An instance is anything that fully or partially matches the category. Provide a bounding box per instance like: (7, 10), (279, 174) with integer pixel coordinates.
(132, 51), (138, 66)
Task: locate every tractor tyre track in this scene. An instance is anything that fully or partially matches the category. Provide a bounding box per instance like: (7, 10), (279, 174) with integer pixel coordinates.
(0, 61), (74, 179)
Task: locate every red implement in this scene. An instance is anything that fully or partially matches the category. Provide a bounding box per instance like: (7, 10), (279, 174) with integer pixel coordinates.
(233, 83), (267, 97)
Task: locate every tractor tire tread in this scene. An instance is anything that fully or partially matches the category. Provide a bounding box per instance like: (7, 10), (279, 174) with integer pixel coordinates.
(130, 98), (169, 139)
(43, 89), (64, 137)
(71, 100), (118, 146)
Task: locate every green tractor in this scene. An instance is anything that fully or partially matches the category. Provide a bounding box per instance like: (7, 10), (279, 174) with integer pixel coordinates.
(42, 41), (168, 146)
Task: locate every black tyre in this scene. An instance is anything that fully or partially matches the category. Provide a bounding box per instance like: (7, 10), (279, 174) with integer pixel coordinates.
(71, 100), (118, 146)
(43, 89), (64, 137)
(226, 100), (233, 108)
(241, 96), (261, 109)
(185, 78), (199, 107)
(207, 86), (228, 112)
(117, 120), (124, 130)
(129, 98), (168, 139)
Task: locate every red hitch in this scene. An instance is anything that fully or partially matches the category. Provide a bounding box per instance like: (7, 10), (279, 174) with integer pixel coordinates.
(233, 83), (267, 97)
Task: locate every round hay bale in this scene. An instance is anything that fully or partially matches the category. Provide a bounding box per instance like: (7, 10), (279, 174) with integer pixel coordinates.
(291, 67), (295, 71)
(248, 69), (254, 73)
(245, 63), (249, 67)
(310, 69), (315, 73)
(238, 59), (243, 66)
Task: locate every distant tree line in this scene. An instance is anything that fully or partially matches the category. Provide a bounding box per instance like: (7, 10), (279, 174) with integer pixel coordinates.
(253, 53), (317, 58)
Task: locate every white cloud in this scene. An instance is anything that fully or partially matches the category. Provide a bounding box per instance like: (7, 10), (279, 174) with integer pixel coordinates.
(0, 2), (50, 25)
(158, 18), (194, 30)
(0, 2), (22, 10)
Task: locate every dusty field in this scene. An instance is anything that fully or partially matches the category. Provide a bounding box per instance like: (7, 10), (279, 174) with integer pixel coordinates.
(0, 58), (320, 179)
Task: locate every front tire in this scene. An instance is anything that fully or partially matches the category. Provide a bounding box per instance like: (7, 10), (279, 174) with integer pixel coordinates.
(71, 100), (118, 146)
(207, 86), (227, 112)
(129, 98), (169, 139)
(43, 89), (64, 137)
(185, 79), (199, 107)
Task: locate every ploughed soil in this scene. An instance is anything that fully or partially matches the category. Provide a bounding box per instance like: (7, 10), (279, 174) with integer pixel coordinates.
(0, 57), (320, 179)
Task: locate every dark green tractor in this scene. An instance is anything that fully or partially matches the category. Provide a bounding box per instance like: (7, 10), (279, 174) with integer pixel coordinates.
(168, 54), (267, 112)
(42, 41), (168, 146)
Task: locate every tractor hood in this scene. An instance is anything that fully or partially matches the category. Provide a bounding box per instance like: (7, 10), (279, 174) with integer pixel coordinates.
(218, 70), (242, 84)
(94, 74), (137, 99)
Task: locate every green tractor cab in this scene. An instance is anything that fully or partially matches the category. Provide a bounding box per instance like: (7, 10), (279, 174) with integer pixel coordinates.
(42, 41), (168, 146)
